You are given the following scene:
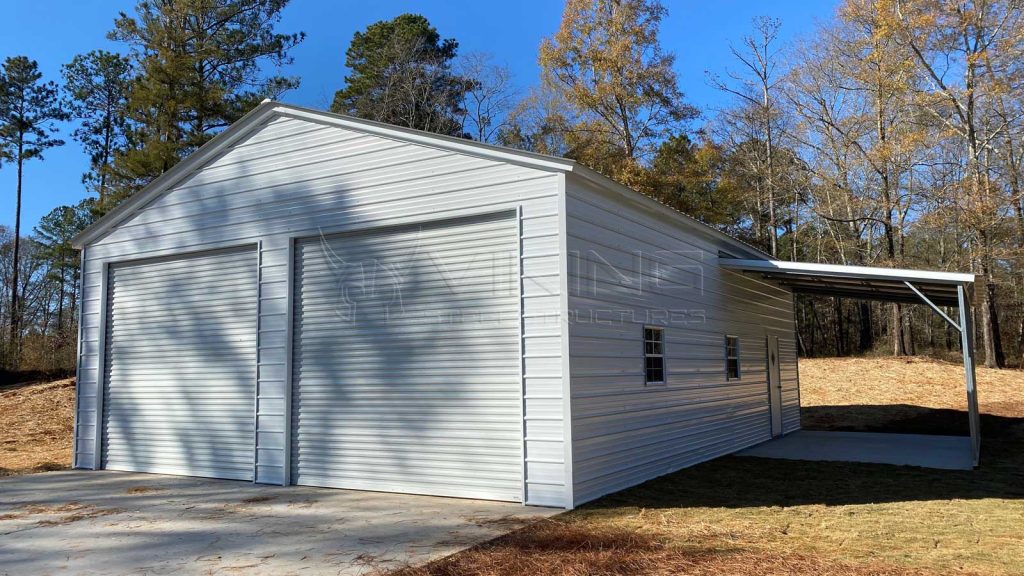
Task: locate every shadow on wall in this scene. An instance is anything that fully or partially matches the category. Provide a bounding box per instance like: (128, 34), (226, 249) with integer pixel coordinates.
(579, 405), (1024, 509)
(290, 213), (521, 494)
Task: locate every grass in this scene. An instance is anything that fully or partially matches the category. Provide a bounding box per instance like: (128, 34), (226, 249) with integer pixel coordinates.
(0, 377), (74, 477)
(400, 357), (1024, 576)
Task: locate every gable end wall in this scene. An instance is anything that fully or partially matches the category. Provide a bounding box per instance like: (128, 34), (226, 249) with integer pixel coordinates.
(73, 114), (571, 507)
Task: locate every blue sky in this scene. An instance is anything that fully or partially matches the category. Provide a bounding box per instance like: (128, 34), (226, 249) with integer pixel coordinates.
(0, 0), (839, 232)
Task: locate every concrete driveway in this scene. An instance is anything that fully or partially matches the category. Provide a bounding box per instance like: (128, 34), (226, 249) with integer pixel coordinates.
(0, 471), (558, 575)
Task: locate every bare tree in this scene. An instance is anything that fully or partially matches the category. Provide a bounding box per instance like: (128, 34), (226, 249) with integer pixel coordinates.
(457, 53), (517, 143)
(785, 6), (924, 355)
(709, 16), (787, 258)
(888, 0), (1024, 367)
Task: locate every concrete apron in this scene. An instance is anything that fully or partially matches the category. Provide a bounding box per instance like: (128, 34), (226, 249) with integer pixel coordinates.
(737, 430), (974, 470)
(0, 470), (558, 575)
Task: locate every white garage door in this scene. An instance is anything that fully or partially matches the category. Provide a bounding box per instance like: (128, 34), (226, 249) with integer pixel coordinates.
(292, 214), (523, 501)
(102, 247), (258, 481)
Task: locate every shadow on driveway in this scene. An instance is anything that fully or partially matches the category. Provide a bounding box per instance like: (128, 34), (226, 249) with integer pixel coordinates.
(0, 471), (557, 575)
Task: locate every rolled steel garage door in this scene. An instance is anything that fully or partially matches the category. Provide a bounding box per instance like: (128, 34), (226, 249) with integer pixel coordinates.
(102, 247), (258, 481)
(292, 214), (523, 501)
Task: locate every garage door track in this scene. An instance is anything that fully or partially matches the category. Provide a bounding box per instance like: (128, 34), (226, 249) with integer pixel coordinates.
(0, 471), (556, 575)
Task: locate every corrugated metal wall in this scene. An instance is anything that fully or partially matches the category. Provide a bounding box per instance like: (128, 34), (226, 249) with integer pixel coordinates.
(564, 177), (800, 506)
(74, 112), (570, 506)
(102, 248), (258, 480)
(779, 336), (801, 433)
(290, 215), (523, 501)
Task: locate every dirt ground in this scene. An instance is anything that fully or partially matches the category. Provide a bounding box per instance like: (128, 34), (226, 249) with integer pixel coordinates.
(0, 378), (75, 477)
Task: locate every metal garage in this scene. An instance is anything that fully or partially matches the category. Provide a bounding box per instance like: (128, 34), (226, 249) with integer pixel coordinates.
(102, 247), (258, 481)
(71, 101), (979, 509)
(290, 214), (523, 501)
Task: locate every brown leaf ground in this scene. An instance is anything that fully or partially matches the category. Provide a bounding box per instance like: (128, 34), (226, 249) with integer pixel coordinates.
(398, 357), (1024, 576)
(0, 377), (75, 477)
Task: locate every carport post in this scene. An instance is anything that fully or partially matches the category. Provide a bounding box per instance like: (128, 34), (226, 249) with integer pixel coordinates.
(957, 283), (980, 467)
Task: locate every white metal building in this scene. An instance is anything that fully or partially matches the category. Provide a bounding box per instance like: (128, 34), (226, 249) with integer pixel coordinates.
(71, 102), (978, 509)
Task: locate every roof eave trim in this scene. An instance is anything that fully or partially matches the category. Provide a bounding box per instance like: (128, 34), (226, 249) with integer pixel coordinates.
(720, 258), (976, 284)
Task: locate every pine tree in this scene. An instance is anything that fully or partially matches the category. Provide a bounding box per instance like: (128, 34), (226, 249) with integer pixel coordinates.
(331, 14), (468, 136)
(0, 56), (67, 367)
(62, 50), (134, 209)
(108, 0), (304, 203)
(33, 200), (95, 333)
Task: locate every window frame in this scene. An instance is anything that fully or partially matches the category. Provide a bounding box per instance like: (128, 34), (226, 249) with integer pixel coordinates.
(643, 325), (666, 386)
(725, 335), (741, 381)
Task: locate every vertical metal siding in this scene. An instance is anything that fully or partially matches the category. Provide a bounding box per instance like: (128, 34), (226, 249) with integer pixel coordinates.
(565, 177), (800, 506)
(102, 247), (258, 480)
(779, 337), (801, 433)
(291, 214), (524, 501)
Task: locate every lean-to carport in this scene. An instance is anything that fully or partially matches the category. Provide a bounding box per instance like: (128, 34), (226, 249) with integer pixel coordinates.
(720, 259), (980, 468)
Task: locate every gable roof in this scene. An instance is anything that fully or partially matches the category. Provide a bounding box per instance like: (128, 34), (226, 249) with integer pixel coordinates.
(72, 101), (768, 259)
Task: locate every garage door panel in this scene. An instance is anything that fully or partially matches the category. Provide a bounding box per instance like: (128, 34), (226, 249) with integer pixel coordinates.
(292, 215), (522, 501)
(103, 247), (257, 482)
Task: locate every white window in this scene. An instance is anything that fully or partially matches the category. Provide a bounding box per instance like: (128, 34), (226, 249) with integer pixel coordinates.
(726, 335), (741, 380)
(644, 326), (665, 385)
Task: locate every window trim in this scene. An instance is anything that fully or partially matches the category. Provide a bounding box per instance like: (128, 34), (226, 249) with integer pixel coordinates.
(725, 335), (741, 381)
(644, 325), (666, 386)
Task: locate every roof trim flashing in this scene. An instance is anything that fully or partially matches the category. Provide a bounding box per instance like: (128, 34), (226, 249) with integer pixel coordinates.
(720, 258), (975, 284)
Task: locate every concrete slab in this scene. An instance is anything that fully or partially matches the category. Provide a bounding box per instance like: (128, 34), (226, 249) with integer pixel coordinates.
(737, 431), (974, 470)
(0, 470), (558, 575)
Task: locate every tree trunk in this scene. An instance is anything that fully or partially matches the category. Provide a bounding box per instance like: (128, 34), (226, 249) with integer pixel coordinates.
(858, 301), (873, 352)
(1017, 315), (1023, 368)
(56, 262), (66, 331)
(979, 275), (1005, 369)
(978, 232), (1005, 368)
(891, 303), (907, 356)
(7, 143), (24, 368)
(834, 297), (845, 356)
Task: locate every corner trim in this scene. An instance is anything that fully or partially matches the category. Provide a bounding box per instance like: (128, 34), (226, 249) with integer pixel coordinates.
(557, 173), (575, 509)
(92, 261), (110, 470)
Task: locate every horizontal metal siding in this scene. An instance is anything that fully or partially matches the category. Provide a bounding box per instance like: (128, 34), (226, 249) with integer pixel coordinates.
(102, 248), (257, 481)
(75, 114), (569, 505)
(291, 215), (523, 501)
(565, 178), (799, 506)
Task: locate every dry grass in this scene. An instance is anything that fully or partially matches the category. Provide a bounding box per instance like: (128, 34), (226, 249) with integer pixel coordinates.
(239, 495), (276, 504)
(0, 377), (75, 477)
(394, 519), (958, 576)
(0, 502), (119, 526)
(799, 356), (1023, 419)
(125, 485), (166, 495)
(401, 357), (1024, 576)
